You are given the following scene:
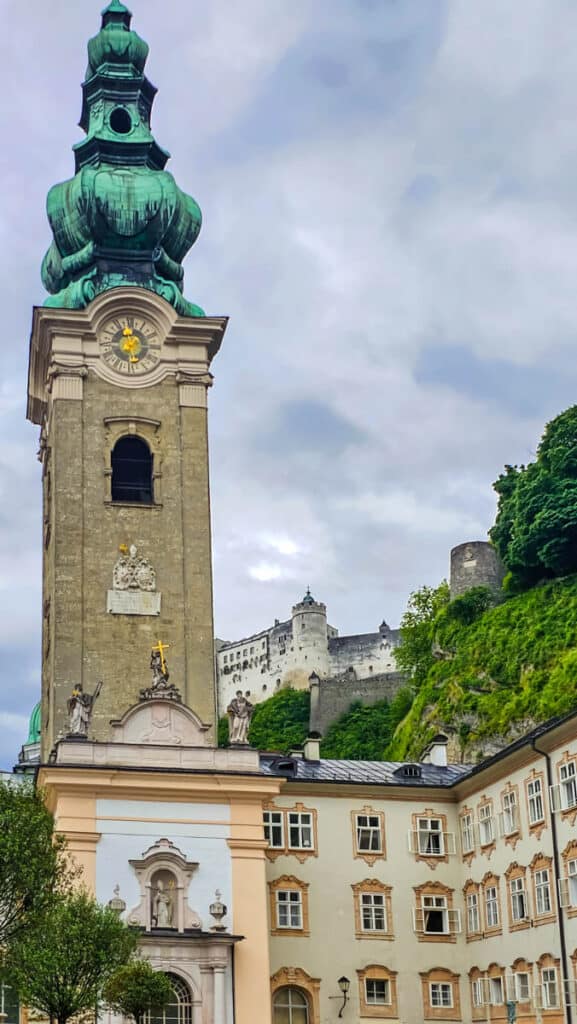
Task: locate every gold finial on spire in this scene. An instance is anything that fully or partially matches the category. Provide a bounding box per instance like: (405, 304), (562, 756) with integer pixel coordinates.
(152, 639), (170, 676)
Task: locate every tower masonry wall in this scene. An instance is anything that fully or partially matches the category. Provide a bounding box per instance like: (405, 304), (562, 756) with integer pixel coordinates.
(450, 541), (505, 598)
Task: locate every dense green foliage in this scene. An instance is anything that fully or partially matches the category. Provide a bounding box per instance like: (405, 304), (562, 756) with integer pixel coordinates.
(394, 581), (450, 686)
(104, 961), (172, 1024)
(5, 891), (138, 1024)
(490, 405), (577, 591)
(0, 779), (73, 948)
(386, 575), (577, 761)
(320, 689), (414, 760)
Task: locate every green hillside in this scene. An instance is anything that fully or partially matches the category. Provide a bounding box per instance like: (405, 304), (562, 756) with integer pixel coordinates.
(387, 576), (577, 762)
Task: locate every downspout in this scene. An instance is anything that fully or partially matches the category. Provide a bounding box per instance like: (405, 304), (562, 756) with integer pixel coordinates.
(532, 738), (573, 1024)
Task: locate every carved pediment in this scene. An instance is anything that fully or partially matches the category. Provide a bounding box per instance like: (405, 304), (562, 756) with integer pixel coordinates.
(111, 699), (211, 746)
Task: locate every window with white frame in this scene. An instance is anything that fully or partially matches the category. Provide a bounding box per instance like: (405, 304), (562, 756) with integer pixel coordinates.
(422, 895), (449, 933)
(467, 892), (480, 933)
(275, 890), (303, 929)
(472, 979), (484, 1007)
(489, 977), (504, 1006)
(430, 983), (453, 1008)
(485, 885), (500, 929)
(568, 858), (577, 906)
(263, 811), (284, 849)
(461, 813), (475, 854)
(356, 813), (382, 853)
(365, 979), (390, 1005)
(417, 817), (444, 856)
(288, 812), (313, 850)
(541, 968), (559, 1008)
(514, 973), (531, 1003)
(501, 791), (518, 835)
(560, 762), (577, 810)
(478, 803), (494, 845)
(535, 868), (552, 915)
(510, 876), (528, 921)
(527, 778), (544, 824)
(360, 892), (386, 932)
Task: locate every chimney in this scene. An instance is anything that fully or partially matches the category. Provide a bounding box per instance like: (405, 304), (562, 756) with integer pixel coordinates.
(303, 734), (321, 761)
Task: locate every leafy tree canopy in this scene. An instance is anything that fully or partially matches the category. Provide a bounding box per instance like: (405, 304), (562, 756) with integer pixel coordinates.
(0, 779), (74, 949)
(5, 891), (139, 1024)
(104, 961), (172, 1024)
(490, 405), (577, 591)
(394, 580), (450, 687)
(320, 689), (414, 760)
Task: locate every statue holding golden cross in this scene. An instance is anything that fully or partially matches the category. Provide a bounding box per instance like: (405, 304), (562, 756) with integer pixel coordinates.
(150, 634), (170, 684)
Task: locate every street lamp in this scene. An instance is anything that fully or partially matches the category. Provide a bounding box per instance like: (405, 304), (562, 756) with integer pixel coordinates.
(338, 977), (350, 1018)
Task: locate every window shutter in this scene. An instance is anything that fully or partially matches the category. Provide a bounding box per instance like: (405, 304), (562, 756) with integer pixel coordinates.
(448, 908), (461, 934)
(558, 877), (570, 908)
(445, 831), (456, 855)
(505, 974), (516, 1002)
(497, 811), (505, 837)
(549, 783), (561, 813)
(408, 829), (417, 854)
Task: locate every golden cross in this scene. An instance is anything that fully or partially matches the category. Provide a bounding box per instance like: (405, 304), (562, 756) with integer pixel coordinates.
(152, 639), (170, 675)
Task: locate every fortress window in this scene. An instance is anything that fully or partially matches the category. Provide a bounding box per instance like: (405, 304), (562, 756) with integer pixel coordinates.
(111, 436), (153, 503)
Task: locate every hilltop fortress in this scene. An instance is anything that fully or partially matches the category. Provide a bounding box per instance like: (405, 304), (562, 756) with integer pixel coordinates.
(216, 540), (504, 732)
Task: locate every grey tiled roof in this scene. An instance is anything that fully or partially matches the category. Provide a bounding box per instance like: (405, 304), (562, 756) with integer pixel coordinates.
(260, 755), (471, 787)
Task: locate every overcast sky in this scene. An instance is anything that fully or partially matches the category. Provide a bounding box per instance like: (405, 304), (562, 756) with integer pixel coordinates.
(1, 0), (576, 767)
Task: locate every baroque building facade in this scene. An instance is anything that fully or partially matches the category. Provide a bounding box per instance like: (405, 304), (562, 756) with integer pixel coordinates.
(14, 6), (577, 1024)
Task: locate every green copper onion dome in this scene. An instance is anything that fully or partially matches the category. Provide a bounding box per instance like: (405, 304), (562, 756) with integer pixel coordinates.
(26, 702), (41, 745)
(41, 2), (204, 317)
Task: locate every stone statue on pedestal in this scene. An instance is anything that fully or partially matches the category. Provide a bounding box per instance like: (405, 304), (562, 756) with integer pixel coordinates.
(67, 681), (102, 737)
(152, 881), (174, 928)
(140, 642), (182, 703)
(227, 690), (254, 746)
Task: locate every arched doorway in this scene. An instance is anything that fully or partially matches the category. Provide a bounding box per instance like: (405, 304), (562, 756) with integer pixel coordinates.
(148, 973), (192, 1024)
(272, 986), (310, 1024)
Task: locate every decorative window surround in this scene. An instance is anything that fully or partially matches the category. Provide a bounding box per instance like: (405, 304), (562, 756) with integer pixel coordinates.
(357, 965), (398, 1019)
(481, 872), (502, 937)
(352, 880), (393, 941)
(463, 881), (482, 942)
(420, 968), (461, 1021)
(505, 863), (530, 932)
(103, 416), (162, 505)
(460, 807), (476, 864)
(530, 854), (556, 926)
(499, 784), (521, 848)
(263, 803), (318, 864)
(127, 838), (200, 932)
(536, 955), (561, 1014)
(269, 876), (310, 937)
(271, 967), (320, 1024)
(477, 798), (496, 856)
(550, 753), (577, 824)
(559, 840), (577, 917)
(525, 769), (547, 839)
(413, 882), (460, 943)
(410, 809), (453, 868)
(351, 806), (386, 865)
(469, 968), (486, 1021)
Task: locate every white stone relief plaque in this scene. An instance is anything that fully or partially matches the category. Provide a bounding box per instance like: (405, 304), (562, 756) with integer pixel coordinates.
(107, 590), (161, 616)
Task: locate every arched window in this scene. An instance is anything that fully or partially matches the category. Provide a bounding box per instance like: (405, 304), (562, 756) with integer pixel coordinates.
(149, 974), (192, 1024)
(273, 987), (309, 1024)
(111, 436), (153, 503)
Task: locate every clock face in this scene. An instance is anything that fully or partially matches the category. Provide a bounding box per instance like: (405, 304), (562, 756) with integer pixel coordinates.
(99, 316), (161, 376)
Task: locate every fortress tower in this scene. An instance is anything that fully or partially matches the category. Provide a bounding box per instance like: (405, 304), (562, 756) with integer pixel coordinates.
(450, 541), (505, 599)
(290, 589), (330, 679)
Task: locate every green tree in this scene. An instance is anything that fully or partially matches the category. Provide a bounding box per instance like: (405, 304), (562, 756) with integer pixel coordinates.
(5, 891), (139, 1024)
(247, 688), (310, 753)
(104, 961), (172, 1024)
(320, 688), (413, 760)
(490, 405), (577, 591)
(0, 779), (73, 948)
(394, 581), (450, 687)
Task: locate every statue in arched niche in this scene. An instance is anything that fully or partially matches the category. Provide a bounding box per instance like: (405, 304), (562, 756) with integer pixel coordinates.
(152, 878), (175, 928)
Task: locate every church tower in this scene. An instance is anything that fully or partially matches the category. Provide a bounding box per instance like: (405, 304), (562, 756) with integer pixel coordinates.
(27, 1), (226, 757)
